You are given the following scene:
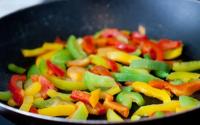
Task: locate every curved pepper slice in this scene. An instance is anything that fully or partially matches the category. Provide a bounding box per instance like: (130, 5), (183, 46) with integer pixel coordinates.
(179, 96), (200, 110)
(19, 95), (34, 111)
(46, 60), (65, 77)
(90, 65), (111, 76)
(164, 45), (183, 60)
(46, 75), (87, 91)
(8, 63), (26, 74)
(8, 75), (26, 105)
(38, 104), (76, 116)
(66, 35), (87, 59)
(172, 61), (200, 72)
(107, 109), (123, 122)
(67, 57), (90, 67)
(24, 82), (41, 96)
(167, 72), (200, 83)
(0, 91), (11, 101)
(89, 89), (101, 108)
(47, 89), (73, 102)
(134, 101), (180, 116)
(36, 50), (58, 66)
(149, 80), (200, 96)
(83, 71), (116, 91)
(82, 35), (97, 54)
(158, 39), (182, 51)
(131, 82), (171, 103)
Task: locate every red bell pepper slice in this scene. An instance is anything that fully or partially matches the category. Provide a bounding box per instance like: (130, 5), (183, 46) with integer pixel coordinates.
(82, 36), (97, 54)
(100, 28), (121, 38)
(130, 32), (148, 46)
(71, 90), (106, 115)
(90, 66), (111, 76)
(107, 59), (118, 72)
(46, 60), (65, 77)
(8, 75), (26, 105)
(158, 39), (182, 51)
(29, 106), (38, 114)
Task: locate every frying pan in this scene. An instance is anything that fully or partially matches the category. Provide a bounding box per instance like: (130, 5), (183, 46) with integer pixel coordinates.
(0, 0), (200, 124)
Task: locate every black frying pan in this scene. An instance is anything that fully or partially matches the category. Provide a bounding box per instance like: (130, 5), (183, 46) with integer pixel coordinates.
(0, 0), (200, 124)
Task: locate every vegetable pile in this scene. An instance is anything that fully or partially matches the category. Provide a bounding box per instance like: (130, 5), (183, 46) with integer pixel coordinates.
(1, 26), (200, 122)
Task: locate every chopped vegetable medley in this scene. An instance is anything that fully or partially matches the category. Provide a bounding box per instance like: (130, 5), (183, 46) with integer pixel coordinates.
(2, 26), (200, 122)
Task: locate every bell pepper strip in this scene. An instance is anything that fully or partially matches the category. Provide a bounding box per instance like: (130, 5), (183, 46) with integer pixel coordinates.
(164, 45), (183, 60)
(170, 80), (184, 85)
(107, 59), (119, 72)
(22, 42), (63, 57)
(46, 60), (65, 77)
(38, 59), (48, 75)
(130, 59), (170, 72)
(27, 65), (40, 79)
(154, 70), (169, 79)
(83, 71), (116, 91)
(51, 49), (73, 68)
(66, 35), (87, 59)
(70, 90), (106, 115)
(104, 85), (121, 96)
(69, 101), (89, 120)
(134, 101), (180, 116)
(149, 80), (200, 96)
(67, 57), (90, 67)
(89, 89), (101, 108)
(167, 72), (200, 83)
(179, 96), (200, 109)
(97, 47), (118, 57)
(29, 106), (38, 113)
(172, 61), (200, 72)
(131, 114), (141, 121)
(7, 98), (17, 107)
(19, 95), (34, 111)
(113, 67), (159, 83)
(90, 66), (111, 76)
(36, 50), (58, 66)
(106, 109), (123, 122)
(8, 63), (26, 74)
(33, 98), (60, 109)
(103, 94), (129, 118)
(131, 82), (171, 103)
(131, 48), (142, 56)
(8, 75), (26, 105)
(107, 51), (141, 65)
(116, 88), (145, 109)
(158, 39), (182, 51)
(82, 35), (97, 54)
(152, 111), (166, 118)
(90, 55), (110, 69)
(0, 91), (11, 101)
(38, 104), (76, 116)
(67, 66), (86, 81)
(24, 82), (41, 96)
(46, 75), (87, 91)
(47, 89), (73, 102)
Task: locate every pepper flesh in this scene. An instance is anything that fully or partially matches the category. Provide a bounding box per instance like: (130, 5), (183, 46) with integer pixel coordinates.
(0, 91), (11, 101)
(8, 63), (26, 74)
(167, 72), (200, 82)
(106, 109), (123, 122)
(149, 80), (200, 96)
(131, 82), (171, 103)
(164, 45), (183, 60)
(134, 101), (180, 116)
(47, 89), (73, 102)
(173, 61), (200, 71)
(19, 96), (34, 111)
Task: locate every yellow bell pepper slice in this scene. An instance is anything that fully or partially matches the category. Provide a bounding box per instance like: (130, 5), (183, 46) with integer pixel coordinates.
(167, 71), (200, 83)
(104, 85), (121, 95)
(131, 82), (171, 103)
(42, 42), (63, 50)
(25, 82), (41, 96)
(19, 96), (34, 111)
(89, 89), (101, 108)
(36, 50), (58, 65)
(134, 101), (180, 116)
(164, 46), (183, 60)
(38, 104), (76, 116)
(107, 51), (141, 65)
(97, 47), (118, 57)
(90, 55), (110, 69)
(47, 89), (73, 102)
(7, 98), (17, 107)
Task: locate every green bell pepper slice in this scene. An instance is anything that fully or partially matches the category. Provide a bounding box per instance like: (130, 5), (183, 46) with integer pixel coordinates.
(33, 98), (59, 109)
(70, 101), (88, 120)
(107, 109), (123, 122)
(154, 111), (165, 118)
(83, 71), (116, 91)
(27, 64), (40, 78)
(179, 96), (200, 108)
(47, 89), (73, 102)
(173, 61), (200, 72)
(0, 91), (11, 101)
(38, 59), (47, 75)
(66, 35), (86, 59)
(8, 63), (26, 74)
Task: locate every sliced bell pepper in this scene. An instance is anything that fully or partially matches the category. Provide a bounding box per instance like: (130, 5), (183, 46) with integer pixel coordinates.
(36, 50), (58, 66)
(7, 98), (17, 107)
(8, 75), (26, 105)
(46, 60), (65, 77)
(46, 75), (87, 91)
(104, 85), (121, 96)
(134, 101), (180, 116)
(113, 66), (159, 83)
(130, 114), (141, 121)
(66, 35), (87, 59)
(85, 103), (106, 115)
(149, 80), (200, 96)
(27, 65), (40, 79)
(67, 66), (86, 81)
(67, 57), (90, 67)
(97, 47), (118, 57)
(42, 42), (64, 50)
(38, 104), (76, 116)
(33, 98), (60, 109)
(164, 45), (183, 60)
(19, 95), (34, 111)
(90, 55), (110, 69)
(107, 50), (141, 65)
(107, 59), (119, 72)
(90, 65), (111, 76)
(29, 106), (38, 113)
(158, 39), (182, 50)
(47, 89), (73, 102)
(8, 63), (26, 74)
(131, 82), (171, 103)
(82, 35), (97, 54)
(103, 94), (129, 118)
(173, 61), (200, 71)
(69, 101), (89, 120)
(0, 91), (11, 101)
(152, 111), (166, 118)
(179, 96), (200, 109)
(24, 82), (41, 96)
(106, 109), (123, 122)
(116, 87), (145, 109)
(167, 72), (200, 83)
(89, 89), (101, 108)
(83, 71), (116, 91)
